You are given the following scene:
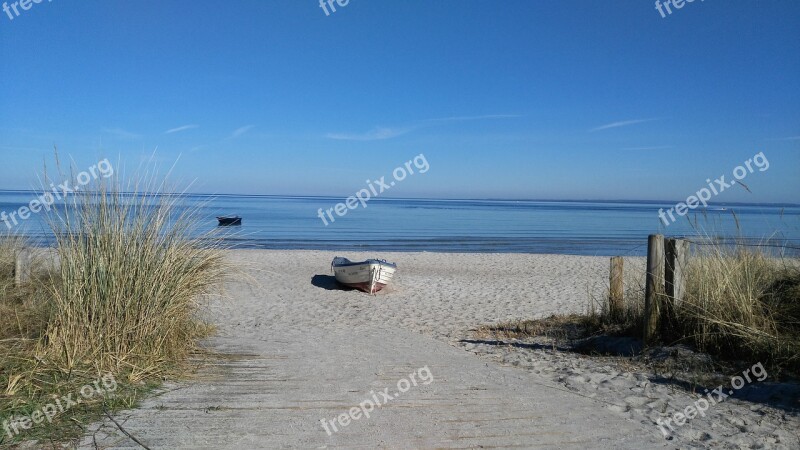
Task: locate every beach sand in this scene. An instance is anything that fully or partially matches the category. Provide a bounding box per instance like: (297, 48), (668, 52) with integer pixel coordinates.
(78, 250), (799, 449)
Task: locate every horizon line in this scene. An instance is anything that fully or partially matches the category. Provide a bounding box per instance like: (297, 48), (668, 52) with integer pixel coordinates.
(0, 189), (798, 207)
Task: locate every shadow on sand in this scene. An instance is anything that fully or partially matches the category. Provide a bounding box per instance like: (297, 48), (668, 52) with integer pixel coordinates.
(311, 274), (351, 291)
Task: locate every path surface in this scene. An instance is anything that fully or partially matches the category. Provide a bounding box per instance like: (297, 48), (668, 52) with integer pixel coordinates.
(80, 250), (666, 449)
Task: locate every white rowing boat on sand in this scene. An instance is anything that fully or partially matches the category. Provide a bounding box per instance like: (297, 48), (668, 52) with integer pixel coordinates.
(331, 257), (397, 293)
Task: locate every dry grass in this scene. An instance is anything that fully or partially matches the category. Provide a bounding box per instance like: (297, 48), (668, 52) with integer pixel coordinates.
(0, 169), (231, 446)
(592, 242), (800, 374)
(674, 246), (800, 370)
(474, 314), (598, 343)
(476, 240), (800, 377)
(0, 237), (52, 383)
(40, 179), (230, 380)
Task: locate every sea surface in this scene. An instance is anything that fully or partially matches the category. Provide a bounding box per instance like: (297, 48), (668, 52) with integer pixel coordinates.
(2, 191), (799, 256)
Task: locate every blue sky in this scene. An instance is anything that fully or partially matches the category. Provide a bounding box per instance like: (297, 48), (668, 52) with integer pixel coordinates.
(0, 0), (798, 202)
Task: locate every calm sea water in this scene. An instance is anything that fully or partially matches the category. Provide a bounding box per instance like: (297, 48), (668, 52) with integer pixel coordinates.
(2, 191), (799, 256)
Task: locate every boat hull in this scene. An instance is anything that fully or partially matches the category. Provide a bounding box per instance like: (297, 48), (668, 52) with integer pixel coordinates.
(217, 216), (242, 226)
(332, 257), (397, 293)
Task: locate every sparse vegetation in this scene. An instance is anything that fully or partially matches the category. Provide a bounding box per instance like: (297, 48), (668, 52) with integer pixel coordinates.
(0, 171), (230, 446)
(477, 239), (800, 377)
(475, 313), (599, 343)
(670, 245), (799, 372)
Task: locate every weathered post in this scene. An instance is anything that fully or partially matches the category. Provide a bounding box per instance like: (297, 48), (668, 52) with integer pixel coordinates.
(644, 234), (665, 345)
(665, 238), (689, 307)
(14, 247), (29, 286)
(609, 256), (624, 320)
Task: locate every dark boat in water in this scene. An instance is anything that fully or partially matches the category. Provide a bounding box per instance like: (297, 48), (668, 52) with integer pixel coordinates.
(217, 216), (242, 226)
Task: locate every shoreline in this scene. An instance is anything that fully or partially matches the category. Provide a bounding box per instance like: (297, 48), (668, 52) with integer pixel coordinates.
(9, 238), (653, 257)
(12, 237), (800, 259)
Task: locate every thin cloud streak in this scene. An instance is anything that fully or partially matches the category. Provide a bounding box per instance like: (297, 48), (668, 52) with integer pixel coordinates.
(622, 145), (673, 151)
(189, 145), (208, 153)
(590, 118), (657, 132)
(231, 125), (255, 138)
(165, 124), (198, 134)
(325, 114), (519, 141)
(423, 114), (520, 123)
(769, 136), (800, 141)
(326, 126), (414, 141)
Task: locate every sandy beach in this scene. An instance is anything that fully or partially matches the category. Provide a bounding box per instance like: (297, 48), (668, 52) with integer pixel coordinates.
(4, 3), (799, 449)
(71, 250), (798, 449)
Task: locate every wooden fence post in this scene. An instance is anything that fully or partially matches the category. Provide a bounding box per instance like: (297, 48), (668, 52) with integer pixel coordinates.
(14, 247), (29, 286)
(609, 256), (624, 320)
(643, 234), (665, 345)
(665, 238), (689, 307)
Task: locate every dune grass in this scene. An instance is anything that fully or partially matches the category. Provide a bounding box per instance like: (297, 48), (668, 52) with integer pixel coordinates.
(0, 236), (49, 345)
(593, 242), (800, 374)
(0, 173), (230, 446)
(479, 240), (800, 376)
(41, 178), (229, 379)
(668, 244), (800, 372)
